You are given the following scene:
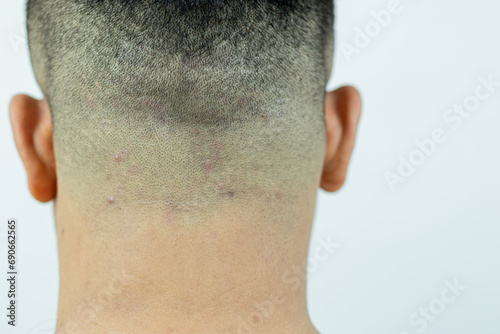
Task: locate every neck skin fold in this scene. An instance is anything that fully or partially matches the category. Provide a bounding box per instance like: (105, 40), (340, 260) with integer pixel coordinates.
(54, 187), (320, 334)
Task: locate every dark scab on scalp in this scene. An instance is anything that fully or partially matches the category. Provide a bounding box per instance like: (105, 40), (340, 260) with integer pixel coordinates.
(221, 191), (235, 198)
(215, 183), (234, 198)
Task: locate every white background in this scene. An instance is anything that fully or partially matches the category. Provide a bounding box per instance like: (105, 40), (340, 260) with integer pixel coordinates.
(1, 0), (499, 333)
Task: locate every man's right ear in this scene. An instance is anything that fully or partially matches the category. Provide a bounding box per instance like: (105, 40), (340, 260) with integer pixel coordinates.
(9, 95), (57, 202)
(320, 86), (362, 192)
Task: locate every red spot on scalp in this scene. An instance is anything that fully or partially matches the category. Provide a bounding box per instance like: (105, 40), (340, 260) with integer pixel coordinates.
(162, 211), (176, 225)
(113, 152), (127, 162)
(203, 158), (214, 172)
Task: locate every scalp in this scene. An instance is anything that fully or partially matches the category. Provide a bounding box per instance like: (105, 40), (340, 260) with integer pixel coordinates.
(26, 0), (334, 209)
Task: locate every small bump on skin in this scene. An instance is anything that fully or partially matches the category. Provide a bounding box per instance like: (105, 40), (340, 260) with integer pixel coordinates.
(237, 94), (256, 107)
(221, 191), (234, 198)
(113, 151), (127, 162)
(162, 211), (176, 225)
(203, 158), (214, 172)
(142, 98), (162, 110)
(211, 140), (223, 157)
(86, 93), (97, 109)
(143, 98), (170, 124)
(107, 196), (116, 205)
(145, 126), (156, 139)
(215, 183), (235, 198)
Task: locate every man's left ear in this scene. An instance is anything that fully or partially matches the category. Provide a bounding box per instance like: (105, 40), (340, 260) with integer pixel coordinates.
(321, 86), (362, 192)
(9, 95), (57, 202)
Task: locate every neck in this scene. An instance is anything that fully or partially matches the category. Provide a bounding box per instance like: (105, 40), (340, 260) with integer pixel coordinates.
(54, 189), (320, 334)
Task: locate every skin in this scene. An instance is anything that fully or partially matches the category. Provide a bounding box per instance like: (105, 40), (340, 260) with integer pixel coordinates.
(10, 86), (361, 333)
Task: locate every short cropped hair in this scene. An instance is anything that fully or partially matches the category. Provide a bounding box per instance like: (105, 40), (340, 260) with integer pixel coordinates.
(27, 0), (334, 211)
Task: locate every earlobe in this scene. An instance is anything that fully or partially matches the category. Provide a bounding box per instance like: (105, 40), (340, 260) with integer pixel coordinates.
(320, 86), (362, 192)
(9, 95), (57, 202)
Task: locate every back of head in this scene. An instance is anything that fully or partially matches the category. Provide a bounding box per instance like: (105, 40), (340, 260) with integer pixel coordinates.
(27, 0), (334, 221)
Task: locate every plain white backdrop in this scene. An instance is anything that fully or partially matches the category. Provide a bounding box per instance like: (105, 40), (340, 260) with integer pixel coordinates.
(1, 0), (499, 333)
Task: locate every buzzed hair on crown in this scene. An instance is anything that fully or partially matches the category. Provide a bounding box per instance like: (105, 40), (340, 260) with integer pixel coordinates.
(26, 0), (334, 210)
(27, 0), (334, 120)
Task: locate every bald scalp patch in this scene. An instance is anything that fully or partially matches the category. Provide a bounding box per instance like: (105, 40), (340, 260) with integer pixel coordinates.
(27, 0), (334, 213)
